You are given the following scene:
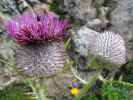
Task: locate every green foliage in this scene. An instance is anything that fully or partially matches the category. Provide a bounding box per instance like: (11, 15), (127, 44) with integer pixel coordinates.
(75, 81), (133, 100)
(0, 83), (30, 100)
(64, 38), (72, 50)
(49, 0), (60, 13)
(123, 59), (133, 83)
(0, 80), (51, 100)
(49, 0), (65, 19)
(80, 93), (99, 100)
(102, 82), (133, 100)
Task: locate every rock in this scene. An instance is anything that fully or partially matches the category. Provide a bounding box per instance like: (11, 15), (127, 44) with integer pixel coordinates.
(0, 0), (52, 23)
(72, 26), (99, 56)
(60, 0), (109, 30)
(60, 0), (97, 22)
(43, 70), (75, 100)
(110, 0), (133, 59)
(86, 19), (102, 29)
(0, 34), (15, 60)
(0, 34), (18, 90)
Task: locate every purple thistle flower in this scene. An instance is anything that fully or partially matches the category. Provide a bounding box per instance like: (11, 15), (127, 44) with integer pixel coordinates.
(5, 10), (69, 77)
(6, 11), (69, 44)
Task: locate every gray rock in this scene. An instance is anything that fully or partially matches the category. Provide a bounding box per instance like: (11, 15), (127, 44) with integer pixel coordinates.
(0, 35), (15, 60)
(63, 0), (96, 20)
(72, 26), (99, 56)
(61, 0), (109, 30)
(110, 0), (133, 59)
(0, 34), (17, 90)
(0, 0), (51, 23)
(61, 0), (97, 22)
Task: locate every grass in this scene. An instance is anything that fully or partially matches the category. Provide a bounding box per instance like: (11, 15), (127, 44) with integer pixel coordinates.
(0, 83), (31, 100)
(76, 82), (133, 100)
(73, 59), (133, 100)
(123, 59), (133, 83)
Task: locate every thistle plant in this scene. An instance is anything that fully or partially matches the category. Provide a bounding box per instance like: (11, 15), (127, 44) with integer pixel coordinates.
(72, 31), (130, 100)
(6, 10), (69, 77)
(6, 9), (69, 100)
(73, 31), (127, 82)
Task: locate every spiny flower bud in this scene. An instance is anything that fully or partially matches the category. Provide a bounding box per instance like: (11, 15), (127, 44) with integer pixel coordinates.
(91, 31), (127, 65)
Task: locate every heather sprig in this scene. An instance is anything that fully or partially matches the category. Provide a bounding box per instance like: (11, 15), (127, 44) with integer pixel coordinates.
(6, 11), (69, 44)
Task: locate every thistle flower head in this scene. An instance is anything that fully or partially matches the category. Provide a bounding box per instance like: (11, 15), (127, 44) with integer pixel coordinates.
(6, 11), (69, 44)
(5, 10), (69, 77)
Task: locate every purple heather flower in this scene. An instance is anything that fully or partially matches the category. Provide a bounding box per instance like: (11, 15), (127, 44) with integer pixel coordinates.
(6, 11), (69, 44)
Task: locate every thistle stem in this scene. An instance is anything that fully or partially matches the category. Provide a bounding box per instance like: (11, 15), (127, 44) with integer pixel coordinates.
(27, 78), (50, 100)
